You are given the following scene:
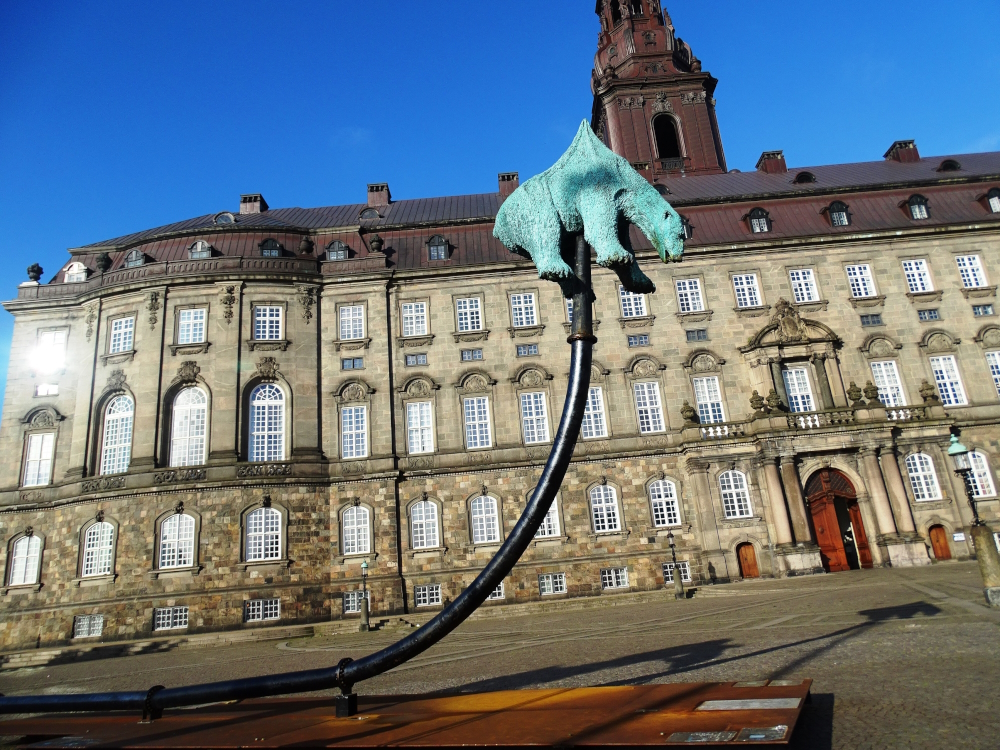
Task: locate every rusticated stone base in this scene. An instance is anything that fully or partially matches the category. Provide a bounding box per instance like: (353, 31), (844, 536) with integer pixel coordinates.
(775, 544), (826, 577)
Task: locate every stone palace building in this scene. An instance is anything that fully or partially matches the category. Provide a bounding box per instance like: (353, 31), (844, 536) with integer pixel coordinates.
(2, 1), (1000, 650)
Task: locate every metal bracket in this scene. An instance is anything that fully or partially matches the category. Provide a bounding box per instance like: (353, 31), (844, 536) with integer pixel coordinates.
(140, 685), (165, 722)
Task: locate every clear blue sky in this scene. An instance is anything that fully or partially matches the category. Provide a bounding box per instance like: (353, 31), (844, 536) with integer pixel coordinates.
(1, 1), (998, 411)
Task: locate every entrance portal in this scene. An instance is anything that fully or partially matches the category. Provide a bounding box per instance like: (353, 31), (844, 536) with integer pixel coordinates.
(805, 469), (874, 572)
(929, 525), (952, 561)
(736, 543), (760, 579)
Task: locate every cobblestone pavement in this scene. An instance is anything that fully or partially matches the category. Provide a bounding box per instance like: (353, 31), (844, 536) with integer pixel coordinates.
(2, 562), (998, 748)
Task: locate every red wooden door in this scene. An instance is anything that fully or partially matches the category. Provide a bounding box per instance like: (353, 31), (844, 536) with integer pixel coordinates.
(847, 502), (874, 568)
(810, 496), (850, 572)
(737, 543), (760, 579)
(929, 525), (952, 561)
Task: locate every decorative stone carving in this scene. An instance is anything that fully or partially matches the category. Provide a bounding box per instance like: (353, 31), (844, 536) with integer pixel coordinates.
(680, 401), (698, 426)
(220, 285), (237, 324)
(342, 384), (366, 403)
(618, 95), (645, 110)
(153, 468), (206, 485)
(174, 501), (185, 515)
(770, 298), (809, 343)
(175, 361), (200, 384)
(463, 375), (489, 393)
(106, 370), (127, 392)
(749, 390), (766, 416)
(342, 461), (369, 475)
(691, 354), (716, 373)
(95, 509), (105, 523)
(863, 381), (882, 406)
(85, 306), (97, 341)
(652, 92), (673, 114)
(765, 388), (782, 411)
(520, 369), (544, 387)
(96, 253), (112, 273)
(467, 451), (493, 465)
(256, 357), (279, 381)
(869, 338), (895, 357)
(633, 359), (658, 378)
(146, 291), (161, 330)
(919, 380), (941, 404)
(847, 381), (865, 407)
(27, 263), (43, 282)
(237, 463), (292, 478)
(29, 411), (55, 428)
(298, 237), (314, 255)
(82, 476), (126, 493)
(408, 456), (434, 470)
(297, 286), (316, 324)
(981, 327), (1000, 348)
(643, 31), (656, 44)
(23, 526), (34, 538)
(407, 379), (432, 398)
(368, 234), (384, 254)
(925, 333), (954, 353)
(680, 91), (707, 105)
(608, 44), (618, 59)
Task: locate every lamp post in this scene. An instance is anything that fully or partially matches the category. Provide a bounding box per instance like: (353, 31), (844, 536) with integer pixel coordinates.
(948, 435), (1000, 607)
(359, 560), (370, 632)
(667, 531), (685, 600)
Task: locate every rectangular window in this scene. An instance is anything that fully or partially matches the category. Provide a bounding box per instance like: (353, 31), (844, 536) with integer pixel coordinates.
(401, 302), (427, 337)
(464, 396), (492, 449)
(487, 583), (505, 601)
(516, 344), (539, 357)
(929, 355), (968, 406)
(534, 498), (561, 538)
(510, 293), (537, 328)
(177, 309), (206, 345)
(619, 287), (647, 318)
(406, 401), (434, 454)
(153, 606), (189, 631)
(750, 216), (769, 233)
(860, 314), (883, 327)
(23, 433), (55, 487)
(538, 573), (566, 595)
(600, 567), (629, 590)
(456, 298), (483, 332)
(520, 392), (550, 444)
(782, 368), (816, 413)
(845, 264), (876, 298)
(686, 329), (708, 343)
(789, 269), (819, 303)
(974, 305), (995, 317)
(245, 598), (280, 622)
(986, 352), (1000, 397)
(831, 210), (850, 227)
(581, 387), (608, 439)
(662, 562), (692, 584)
(73, 614), (104, 638)
(956, 255), (988, 289)
(339, 305), (365, 340)
(461, 349), (484, 361)
(414, 584), (442, 607)
(911, 202), (929, 220)
(732, 274), (762, 308)
(918, 309), (940, 323)
(109, 317), (135, 354)
(693, 376), (725, 424)
(343, 590), (370, 614)
(342, 357), (364, 370)
(675, 279), (704, 313)
(870, 361), (906, 407)
(633, 382), (665, 433)
(405, 353), (428, 366)
(566, 299), (574, 324)
(902, 260), (933, 293)
(34, 384), (58, 397)
(253, 306), (283, 340)
(341, 406), (368, 459)
(628, 334), (650, 347)
(37, 329), (68, 368)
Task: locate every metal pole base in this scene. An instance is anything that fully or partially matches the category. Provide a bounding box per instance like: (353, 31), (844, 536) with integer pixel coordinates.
(336, 692), (358, 717)
(674, 577), (686, 601)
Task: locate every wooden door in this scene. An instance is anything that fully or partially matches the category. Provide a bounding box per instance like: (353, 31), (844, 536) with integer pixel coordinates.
(737, 543), (760, 579)
(929, 525), (952, 561)
(810, 497), (849, 572)
(847, 501), (874, 568)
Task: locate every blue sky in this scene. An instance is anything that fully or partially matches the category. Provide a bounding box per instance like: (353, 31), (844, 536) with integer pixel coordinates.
(1, 0), (998, 410)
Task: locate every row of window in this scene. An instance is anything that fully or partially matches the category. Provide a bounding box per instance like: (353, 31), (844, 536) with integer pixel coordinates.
(72, 598), (280, 639)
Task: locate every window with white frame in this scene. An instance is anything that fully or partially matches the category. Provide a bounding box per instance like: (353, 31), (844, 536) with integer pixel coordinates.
(520, 392), (550, 444)
(870, 361), (906, 407)
(532, 490), (561, 538)
(64, 262), (88, 283)
(245, 507), (282, 562)
(177, 309), (206, 345)
(189, 240), (212, 259)
(487, 582), (505, 600)
(456, 298), (483, 332)
(109, 317), (134, 354)
(845, 264), (876, 298)
(748, 208), (771, 233)
(327, 241), (350, 261)
(693, 376), (725, 424)
(619, 286), (647, 318)
(908, 195), (929, 220)
(35, 384), (58, 397)
(341, 406), (368, 459)
(732, 274), (762, 308)
(100, 395), (134, 475)
(828, 202), (851, 227)
(989, 189), (1000, 214)
(415, 584), (442, 607)
(463, 396), (492, 449)
(675, 278), (704, 313)
(986, 352), (1000, 397)
(905, 453), (942, 501)
(902, 260), (933, 293)
(124, 250), (144, 268)
(245, 598), (280, 622)
(159, 513), (195, 569)
(601, 567), (629, 589)
(82, 522), (115, 577)
(789, 269), (819, 303)
(719, 470), (753, 519)
(565, 299), (575, 325)
(170, 387), (207, 467)
(969, 451), (996, 497)
(633, 381), (665, 433)
(410, 500), (439, 549)
(8, 535), (41, 587)
(153, 606), (189, 631)
(649, 479), (680, 527)
(471, 495), (501, 544)
(581, 387), (608, 439)
(538, 572), (566, 595)
(589, 485), (621, 533)
(343, 590), (370, 614)
(36, 329), (67, 370)
(510, 293), (537, 328)
(782, 368), (816, 413)
(929, 356), (967, 406)
(253, 306), (283, 340)
(23, 432), (55, 487)
(662, 561), (692, 584)
(406, 401), (434, 454)
(249, 384), (284, 462)
(956, 255), (988, 289)
(73, 614), (104, 638)
(342, 505), (371, 556)
(401, 302), (428, 337)
(339, 305), (365, 340)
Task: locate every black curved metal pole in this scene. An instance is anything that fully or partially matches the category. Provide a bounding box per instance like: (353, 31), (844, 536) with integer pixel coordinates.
(0, 236), (595, 718)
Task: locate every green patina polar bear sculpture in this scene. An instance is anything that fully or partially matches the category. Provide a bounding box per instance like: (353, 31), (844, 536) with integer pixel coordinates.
(494, 120), (685, 296)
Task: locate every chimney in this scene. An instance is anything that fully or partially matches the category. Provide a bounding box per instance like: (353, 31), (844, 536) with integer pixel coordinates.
(884, 140), (920, 163)
(240, 193), (268, 214)
(755, 151), (787, 174)
(499, 172), (520, 201)
(367, 183), (391, 207)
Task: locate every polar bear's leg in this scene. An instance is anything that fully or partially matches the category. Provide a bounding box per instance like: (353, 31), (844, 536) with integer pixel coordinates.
(612, 258), (656, 295)
(580, 200), (631, 267)
(526, 212), (574, 281)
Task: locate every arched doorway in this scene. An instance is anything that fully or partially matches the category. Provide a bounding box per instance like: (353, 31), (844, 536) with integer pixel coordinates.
(736, 543), (760, 579)
(805, 470), (873, 572)
(928, 525), (952, 561)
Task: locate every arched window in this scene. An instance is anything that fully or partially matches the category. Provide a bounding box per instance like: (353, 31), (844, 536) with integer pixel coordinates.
(8, 535), (41, 586)
(260, 239), (282, 258)
(82, 522), (115, 577)
(938, 159), (961, 172)
(360, 208), (380, 220)
(589, 485), (621, 532)
(159, 514), (195, 569)
(125, 250), (145, 268)
(828, 201), (851, 227)
(987, 188), (1000, 214)
(245, 507), (282, 561)
(64, 262), (88, 283)
(649, 479), (680, 527)
(905, 453), (942, 501)
(249, 384), (284, 462)
(610, 0), (622, 25)
(719, 470), (752, 518)
(908, 195), (929, 220)
(748, 208), (771, 233)
(342, 505), (371, 556)
(793, 171), (816, 184)
(327, 240), (350, 261)
(470, 495), (500, 544)
(170, 387), (207, 467)
(189, 240), (212, 259)
(411, 500), (439, 549)
(100, 395), (134, 475)
(652, 116), (681, 160)
(428, 235), (448, 261)
(214, 212), (235, 225)
(969, 451), (996, 498)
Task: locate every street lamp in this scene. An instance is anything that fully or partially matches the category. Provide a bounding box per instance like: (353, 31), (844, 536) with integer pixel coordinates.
(359, 560), (370, 632)
(948, 435), (1000, 608)
(667, 531), (685, 601)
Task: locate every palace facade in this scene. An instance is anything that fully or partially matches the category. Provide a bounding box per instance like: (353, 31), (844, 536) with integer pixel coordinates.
(2, 2), (1000, 651)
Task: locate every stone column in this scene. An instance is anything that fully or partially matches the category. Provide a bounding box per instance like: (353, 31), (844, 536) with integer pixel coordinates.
(763, 457), (794, 545)
(860, 447), (898, 536)
(811, 354), (836, 410)
(880, 448), (917, 534)
(779, 456), (813, 544)
(769, 360), (788, 411)
(687, 460), (721, 553)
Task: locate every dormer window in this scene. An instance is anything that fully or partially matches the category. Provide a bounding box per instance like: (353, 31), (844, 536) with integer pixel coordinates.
(680, 215), (693, 240)
(938, 159), (961, 172)
(327, 241), (350, 261)
(360, 208), (380, 220)
(260, 239), (282, 258)
(748, 208), (771, 234)
(908, 195), (929, 220)
(214, 212), (235, 225)
(793, 171), (816, 184)
(189, 240), (212, 259)
(428, 235), (449, 261)
(125, 250), (145, 268)
(828, 201), (851, 227)
(65, 262), (88, 283)
(987, 188), (1000, 214)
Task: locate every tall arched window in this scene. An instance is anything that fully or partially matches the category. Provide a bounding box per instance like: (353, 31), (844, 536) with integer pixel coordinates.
(245, 507), (282, 561)
(905, 453), (942, 501)
(653, 116), (681, 160)
(342, 506), (371, 556)
(428, 235), (448, 261)
(970, 451), (997, 498)
(170, 387), (207, 467)
(470, 495), (500, 544)
(100, 395), (134, 475)
(908, 195), (929, 220)
(411, 500), (439, 549)
(719, 470), (752, 519)
(649, 479), (680, 527)
(82, 522), (115, 577)
(159, 514), (195, 569)
(589, 485), (621, 532)
(249, 384), (284, 462)
(8, 535), (41, 586)
(124, 250), (145, 268)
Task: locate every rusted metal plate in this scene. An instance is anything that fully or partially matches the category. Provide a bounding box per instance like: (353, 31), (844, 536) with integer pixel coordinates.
(0, 681), (811, 748)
